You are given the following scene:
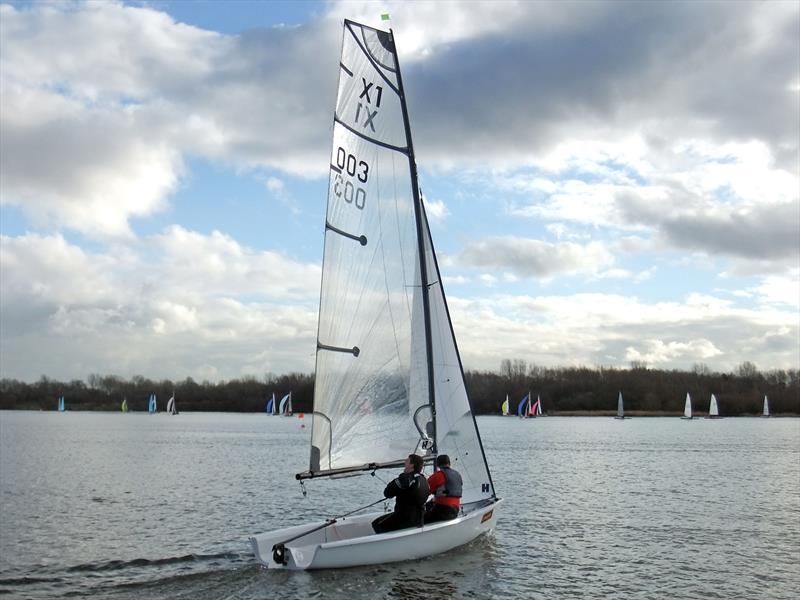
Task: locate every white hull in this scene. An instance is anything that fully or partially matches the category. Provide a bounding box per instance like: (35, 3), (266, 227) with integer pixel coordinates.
(250, 499), (502, 570)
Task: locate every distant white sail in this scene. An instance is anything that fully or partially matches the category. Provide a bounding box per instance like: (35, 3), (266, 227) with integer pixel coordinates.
(279, 392), (292, 416)
(709, 393), (719, 417)
(683, 393), (692, 419)
(167, 392), (178, 415)
(615, 391), (626, 419)
(762, 395), (769, 417)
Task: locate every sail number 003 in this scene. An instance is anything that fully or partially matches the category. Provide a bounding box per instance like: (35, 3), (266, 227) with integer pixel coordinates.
(334, 147), (368, 210)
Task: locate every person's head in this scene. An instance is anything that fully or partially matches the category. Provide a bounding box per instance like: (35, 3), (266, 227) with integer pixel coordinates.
(405, 454), (424, 474)
(435, 454), (451, 468)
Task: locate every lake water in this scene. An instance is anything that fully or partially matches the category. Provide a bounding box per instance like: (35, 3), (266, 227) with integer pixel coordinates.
(1, 412), (798, 599)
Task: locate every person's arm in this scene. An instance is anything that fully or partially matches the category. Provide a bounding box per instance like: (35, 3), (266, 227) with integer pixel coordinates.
(384, 472), (409, 497)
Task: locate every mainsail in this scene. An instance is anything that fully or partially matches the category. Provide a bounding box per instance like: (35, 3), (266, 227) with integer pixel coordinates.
(279, 392), (292, 416)
(762, 395), (769, 417)
(167, 392), (177, 415)
(517, 393), (530, 418)
(617, 391), (624, 418)
(709, 393), (719, 417)
(303, 20), (494, 508)
(683, 392), (692, 418)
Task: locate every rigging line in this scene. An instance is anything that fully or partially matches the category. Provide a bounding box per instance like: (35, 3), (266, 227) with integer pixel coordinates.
(271, 497), (387, 565)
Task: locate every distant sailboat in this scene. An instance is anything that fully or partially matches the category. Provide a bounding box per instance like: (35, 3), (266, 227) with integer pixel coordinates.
(517, 392), (531, 419)
(614, 391), (629, 419)
(265, 392), (277, 415)
(58, 395), (65, 412)
(148, 393), (157, 414)
(762, 395), (769, 417)
(530, 394), (543, 417)
(279, 392), (292, 416)
(501, 395), (509, 416)
(166, 392), (178, 415)
(706, 393), (721, 419)
(121, 397), (129, 413)
(681, 392), (692, 419)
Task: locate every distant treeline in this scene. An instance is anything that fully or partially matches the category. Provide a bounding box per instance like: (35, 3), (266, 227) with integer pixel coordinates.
(0, 360), (797, 415)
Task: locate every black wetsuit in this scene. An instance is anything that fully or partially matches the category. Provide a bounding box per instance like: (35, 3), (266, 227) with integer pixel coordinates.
(371, 471), (430, 534)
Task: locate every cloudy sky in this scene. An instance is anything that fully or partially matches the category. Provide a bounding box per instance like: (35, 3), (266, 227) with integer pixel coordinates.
(1, 0), (798, 383)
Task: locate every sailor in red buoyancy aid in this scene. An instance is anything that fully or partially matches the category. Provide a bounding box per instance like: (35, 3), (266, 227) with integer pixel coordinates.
(424, 454), (462, 524)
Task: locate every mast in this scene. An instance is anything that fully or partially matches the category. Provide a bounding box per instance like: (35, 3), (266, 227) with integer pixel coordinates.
(389, 27), (438, 455)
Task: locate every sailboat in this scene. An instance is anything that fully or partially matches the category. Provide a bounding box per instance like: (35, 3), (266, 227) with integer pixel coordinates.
(762, 395), (769, 417)
(530, 394), (543, 417)
(265, 392), (277, 415)
(517, 392), (531, 418)
(250, 18), (500, 570)
(706, 393), (721, 419)
(166, 392), (178, 415)
(278, 392), (293, 416)
(148, 393), (157, 414)
(681, 392), (692, 419)
(501, 395), (509, 416)
(614, 391), (629, 419)
(121, 397), (129, 413)
(57, 395), (65, 412)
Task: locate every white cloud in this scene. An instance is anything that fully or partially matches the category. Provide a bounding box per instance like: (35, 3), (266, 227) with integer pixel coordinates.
(749, 271), (800, 309)
(460, 236), (615, 279)
(0, 230), (320, 381)
(625, 339), (723, 365)
(446, 292), (798, 372)
(423, 198), (450, 222)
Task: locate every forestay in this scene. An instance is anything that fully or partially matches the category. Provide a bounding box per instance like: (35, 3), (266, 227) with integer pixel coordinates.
(304, 20), (494, 508)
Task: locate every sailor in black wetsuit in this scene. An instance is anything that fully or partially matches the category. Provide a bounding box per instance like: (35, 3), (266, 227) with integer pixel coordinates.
(372, 454), (430, 534)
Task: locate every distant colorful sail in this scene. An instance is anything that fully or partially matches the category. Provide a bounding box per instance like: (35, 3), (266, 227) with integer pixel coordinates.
(529, 395), (542, 417)
(121, 397), (128, 412)
(58, 396), (65, 412)
(517, 393), (530, 417)
(265, 393), (274, 414)
(501, 395), (509, 416)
